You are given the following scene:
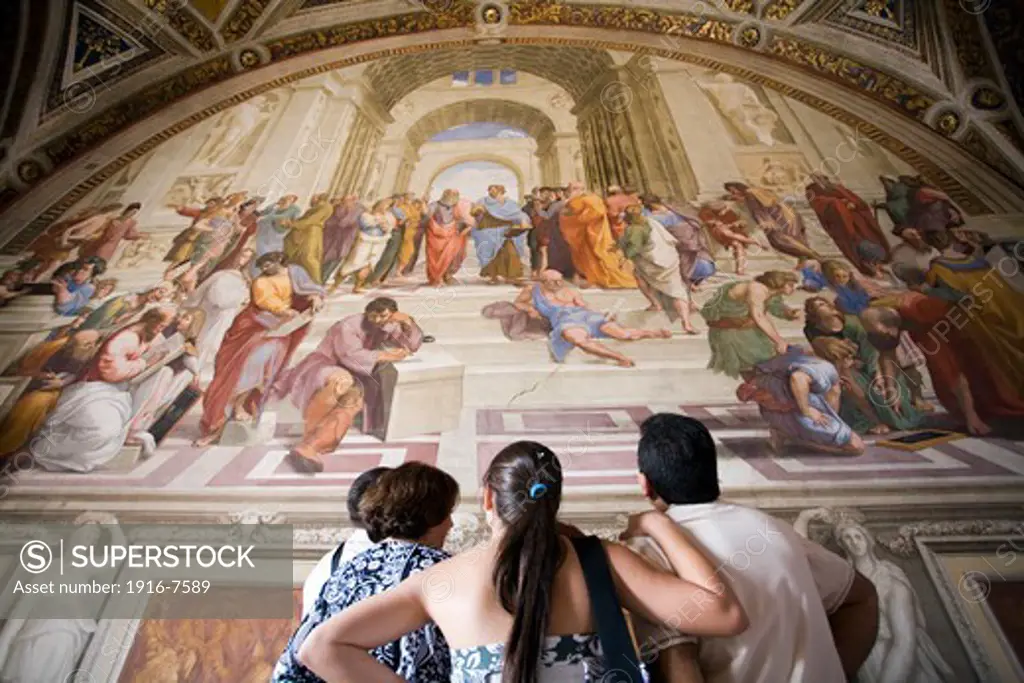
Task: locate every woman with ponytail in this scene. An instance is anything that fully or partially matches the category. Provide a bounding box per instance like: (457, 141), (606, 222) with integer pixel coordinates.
(299, 440), (747, 682)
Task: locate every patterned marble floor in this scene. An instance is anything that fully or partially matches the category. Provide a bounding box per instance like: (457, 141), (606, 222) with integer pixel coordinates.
(10, 403), (1024, 501)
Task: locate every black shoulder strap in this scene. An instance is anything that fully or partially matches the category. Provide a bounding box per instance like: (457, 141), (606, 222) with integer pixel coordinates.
(329, 541), (346, 574)
(570, 535), (643, 681)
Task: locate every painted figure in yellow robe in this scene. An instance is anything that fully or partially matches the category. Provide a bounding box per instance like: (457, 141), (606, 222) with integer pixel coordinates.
(558, 181), (636, 289)
(283, 193), (333, 283)
(924, 230), (1024, 392)
(396, 194), (425, 274)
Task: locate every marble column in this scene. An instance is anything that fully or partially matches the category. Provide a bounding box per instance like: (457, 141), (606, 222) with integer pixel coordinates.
(354, 129), (384, 201)
(373, 139), (412, 199)
(330, 114), (372, 196)
(785, 98), (897, 201)
(655, 65), (744, 201)
(311, 98), (358, 196)
(239, 77), (333, 201)
(529, 153), (543, 194)
(552, 134), (580, 185)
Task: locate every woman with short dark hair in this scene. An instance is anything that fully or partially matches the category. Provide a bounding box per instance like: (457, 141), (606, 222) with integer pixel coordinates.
(273, 461), (459, 682)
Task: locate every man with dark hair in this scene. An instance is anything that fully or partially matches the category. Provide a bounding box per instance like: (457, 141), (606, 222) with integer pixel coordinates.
(273, 296), (424, 461)
(300, 466), (391, 617)
(628, 413), (879, 683)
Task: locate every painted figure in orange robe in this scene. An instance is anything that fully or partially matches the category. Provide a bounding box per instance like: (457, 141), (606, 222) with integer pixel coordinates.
(558, 181), (636, 289)
(425, 190), (475, 286)
(805, 173), (889, 273)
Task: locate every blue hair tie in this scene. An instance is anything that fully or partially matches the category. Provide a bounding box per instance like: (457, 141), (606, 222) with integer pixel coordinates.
(528, 483), (549, 500)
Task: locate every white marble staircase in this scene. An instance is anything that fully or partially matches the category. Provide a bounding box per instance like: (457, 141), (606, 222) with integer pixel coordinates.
(6, 231), (840, 409)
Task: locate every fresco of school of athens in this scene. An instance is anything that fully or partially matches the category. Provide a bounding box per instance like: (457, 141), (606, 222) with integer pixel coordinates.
(0, 10), (1023, 678)
(0, 54), (1022, 497)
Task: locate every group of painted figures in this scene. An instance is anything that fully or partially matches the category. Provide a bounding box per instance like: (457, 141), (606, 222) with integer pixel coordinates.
(490, 174), (1024, 456)
(0, 169), (1022, 474)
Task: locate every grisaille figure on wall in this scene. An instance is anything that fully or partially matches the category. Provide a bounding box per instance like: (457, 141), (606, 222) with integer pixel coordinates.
(795, 508), (956, 683)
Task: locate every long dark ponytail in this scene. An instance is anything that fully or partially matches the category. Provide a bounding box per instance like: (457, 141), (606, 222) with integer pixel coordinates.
(484, 440), (565, 683)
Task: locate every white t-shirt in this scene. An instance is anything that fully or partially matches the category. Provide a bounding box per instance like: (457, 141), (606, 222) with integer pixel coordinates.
(629, 502), (854, 683)
(301, 529), (376, 618)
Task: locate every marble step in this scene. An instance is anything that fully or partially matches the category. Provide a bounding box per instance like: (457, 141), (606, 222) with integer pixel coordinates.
(408, 333), (813, 365)
(463, 361), (746, 406)
(303, 307), (811, 340)
(316, 283), (826, 318)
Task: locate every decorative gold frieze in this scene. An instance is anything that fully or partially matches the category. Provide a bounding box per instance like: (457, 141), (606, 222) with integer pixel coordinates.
(768, 37), (934, 117)
(763, 0), (802, 21)
(221, 0), (275, 44)
(141, 0), (217, 52)
(941, 0), (997, 83)
(1, 2), (1011, 229)
(720, 0), (754, 13)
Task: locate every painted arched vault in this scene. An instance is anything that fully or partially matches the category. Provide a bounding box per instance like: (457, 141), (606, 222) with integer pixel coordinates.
(404, 100), (557, 149)
(1, 0), (1023, 250)
(421, 151), (529, 200)
(364, 45), (615, 108)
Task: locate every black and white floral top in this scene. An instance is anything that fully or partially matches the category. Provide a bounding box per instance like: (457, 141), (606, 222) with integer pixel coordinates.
(451, 634), (619, 682)
(272, 539), (452, 683)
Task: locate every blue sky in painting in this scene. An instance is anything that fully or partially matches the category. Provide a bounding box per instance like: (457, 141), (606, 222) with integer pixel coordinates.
(430, 122), (529, 142)
(429, 160), (520, 203)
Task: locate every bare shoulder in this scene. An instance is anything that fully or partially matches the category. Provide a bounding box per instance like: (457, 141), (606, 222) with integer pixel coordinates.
(744, 281), (767, 299)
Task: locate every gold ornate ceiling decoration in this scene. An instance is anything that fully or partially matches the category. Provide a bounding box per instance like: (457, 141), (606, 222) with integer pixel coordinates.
(1, 0), (1022, 223)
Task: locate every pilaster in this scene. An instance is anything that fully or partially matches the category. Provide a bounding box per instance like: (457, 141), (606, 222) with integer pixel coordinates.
(654, 65), (744, 201)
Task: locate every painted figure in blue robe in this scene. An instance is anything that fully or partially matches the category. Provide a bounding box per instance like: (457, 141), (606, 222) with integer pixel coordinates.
(471, 185), (531, 284)
(513, 270), (670, 367)
(51, 257), (106, 316)
(254, 194), (302, 262)
(737, 345), (864, 455)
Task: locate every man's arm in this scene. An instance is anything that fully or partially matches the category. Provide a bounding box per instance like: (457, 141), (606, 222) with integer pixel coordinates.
(385, 312), (423, 352)
(829, 571), (879, 681)
(746, 284), (786, 351)
(513, 285), (533, 310)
